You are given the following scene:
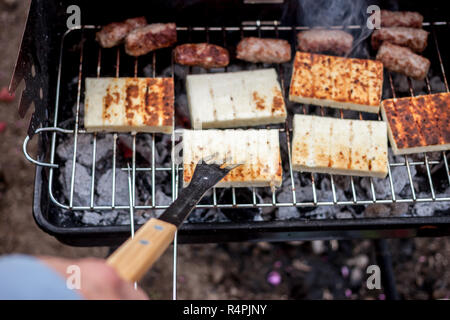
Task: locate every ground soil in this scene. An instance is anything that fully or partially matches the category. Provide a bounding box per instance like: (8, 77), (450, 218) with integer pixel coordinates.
(0, 1), (448, 300)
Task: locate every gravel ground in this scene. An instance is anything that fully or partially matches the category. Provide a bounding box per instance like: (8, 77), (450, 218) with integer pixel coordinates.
(0, 1), (449, 300)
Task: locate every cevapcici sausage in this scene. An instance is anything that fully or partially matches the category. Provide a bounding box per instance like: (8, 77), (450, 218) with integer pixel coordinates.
(236, 37), (291, 64)
(96, 17), (147, 48)
(125, 23), (177, 56)
(371, 27), (429, 52)
(174, 43), (230, 68)
(376, 42), (430, 80)
(380, 10), (423, 28)
(297, 29), (353, 56)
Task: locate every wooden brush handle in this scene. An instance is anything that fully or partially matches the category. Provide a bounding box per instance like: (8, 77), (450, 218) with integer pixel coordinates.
(106, 218), (177, 283)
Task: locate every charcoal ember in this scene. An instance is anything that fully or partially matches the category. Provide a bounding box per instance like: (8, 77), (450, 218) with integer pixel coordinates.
(115, 212), (135, 225)
(364, 204), (391, 218)
(413, 193), (450, 216)
(393, 73), (425, 93)
(118, 135), (150, 162)
(346, 205), (365, 216)
(57, 134), (114, 168)
(332, 175), (351, 191)
(81, 211), (101, 225)
(296, 187), (316, 213)
(219, 188), (261, 221)
(335, 211), (353, 219)
(276, 206), (300, 220)
(154, 171), (171, 194)
(187, 208), (210, 222)
(96, 168), (129, 206)
(194, 208), (228, 222)
(304, 205), (335, 219)
(277, 185), (295, 204)
(175, 94), (190, 125)
(70, 103), (85, 127)
(360, 165), (416, 199)
(261, 197), (276, 220)
(142, 64), (154, 78)
(154, 135), (171, 164)
(62, 160), (91, 206)
(390, 202), (410, 216)
(276, 182), (301, 219)
(285, 175), (316, 212)
(429, 75), (447, 92)
(80, 211), (118, 226)
(118, 134), (171, 165)
(318, 177), (347, 202)
(153, 188), (172, 218)
(136, 213), (150, 225)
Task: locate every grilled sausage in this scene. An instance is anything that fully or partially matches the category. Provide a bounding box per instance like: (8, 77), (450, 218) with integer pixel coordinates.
(380, 10), (423, 28)
(96, 17), (147, 48)
(376, 42), (430, 80)
(236, 37), (291, 64)
(371, 27), (429, 52)
(297, 30), (354, 56)
(174, 43), (229, 68)
(125, 23), (177, 56)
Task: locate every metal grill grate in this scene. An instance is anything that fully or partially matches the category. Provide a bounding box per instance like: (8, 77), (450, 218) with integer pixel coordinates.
(23, 22), (450, 214)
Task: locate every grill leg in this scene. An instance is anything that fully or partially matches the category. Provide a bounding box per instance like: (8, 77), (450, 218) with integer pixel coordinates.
(373, 239), (400, 300)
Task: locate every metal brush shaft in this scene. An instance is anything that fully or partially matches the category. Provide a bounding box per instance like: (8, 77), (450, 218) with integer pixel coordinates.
(159, 163), (235, 228)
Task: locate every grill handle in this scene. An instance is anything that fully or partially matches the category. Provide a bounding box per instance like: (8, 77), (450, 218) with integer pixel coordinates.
(106, 218), (177, 283)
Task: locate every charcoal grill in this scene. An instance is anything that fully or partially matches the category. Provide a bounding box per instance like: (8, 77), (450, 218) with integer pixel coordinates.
(11, 1), (450, 246)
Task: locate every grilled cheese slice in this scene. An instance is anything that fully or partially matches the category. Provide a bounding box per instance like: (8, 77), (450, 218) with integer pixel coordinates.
(84, 77), (174, 134)
(186, 69), (287, 129)
(292, 114), (388, 178)
(381, 92), (450, 155)
(183, 129), (282, 188)
(289, 52), (384, 113)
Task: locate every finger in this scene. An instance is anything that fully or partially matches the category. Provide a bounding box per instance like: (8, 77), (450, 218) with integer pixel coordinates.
(118, 281), (149, 300)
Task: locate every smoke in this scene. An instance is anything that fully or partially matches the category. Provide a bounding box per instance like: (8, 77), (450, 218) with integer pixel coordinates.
(296, 0), (380, 58)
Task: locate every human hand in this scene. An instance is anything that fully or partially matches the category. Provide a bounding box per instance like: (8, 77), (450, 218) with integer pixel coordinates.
(39, 256), (148, 300)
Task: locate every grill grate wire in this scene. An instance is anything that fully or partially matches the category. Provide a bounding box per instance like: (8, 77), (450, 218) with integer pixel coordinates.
(23, 23), (450, 213)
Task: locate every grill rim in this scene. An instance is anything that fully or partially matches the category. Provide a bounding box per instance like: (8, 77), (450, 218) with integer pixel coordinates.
(29, 21), (450, 245)
(16, 9), (449, 244)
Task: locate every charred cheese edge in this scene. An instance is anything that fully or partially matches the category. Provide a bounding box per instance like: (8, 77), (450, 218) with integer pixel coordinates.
(182, 129), (282, 188)
(289, 52), (384, 113)
(381, 92), (450, 155)
(292, 114), (388, 178)
(186, 69), (287, 129)
(84, 77), (174, 134)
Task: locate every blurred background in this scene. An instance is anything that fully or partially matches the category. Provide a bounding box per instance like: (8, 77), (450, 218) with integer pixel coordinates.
(0, 0), (449, 299)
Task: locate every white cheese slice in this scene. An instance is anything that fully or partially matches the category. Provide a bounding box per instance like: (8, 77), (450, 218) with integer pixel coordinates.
(186, 69), (287, 129)
(292, 114), (388, 178)
(84, 77), (174, 134)
(183, 129), (283, 188)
